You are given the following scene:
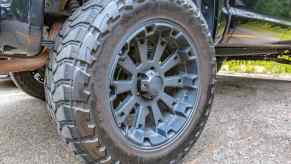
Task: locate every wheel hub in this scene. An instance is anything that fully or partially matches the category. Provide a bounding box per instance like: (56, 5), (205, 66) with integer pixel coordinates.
(138, 70), (163, 100)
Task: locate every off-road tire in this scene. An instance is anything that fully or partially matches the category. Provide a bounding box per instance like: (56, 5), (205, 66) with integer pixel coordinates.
(46, 0), (216, 163)
(11, 70), (45, 100)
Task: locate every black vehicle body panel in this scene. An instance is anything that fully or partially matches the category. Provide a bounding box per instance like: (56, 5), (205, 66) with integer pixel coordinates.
(0, 0), (44, 55)
(0, 0), (290, 57)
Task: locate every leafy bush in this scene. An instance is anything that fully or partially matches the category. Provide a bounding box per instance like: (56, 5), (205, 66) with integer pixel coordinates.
(243, 0), (291, 18)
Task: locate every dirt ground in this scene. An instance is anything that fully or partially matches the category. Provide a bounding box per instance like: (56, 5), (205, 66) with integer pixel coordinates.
(0, 76), (290, 164)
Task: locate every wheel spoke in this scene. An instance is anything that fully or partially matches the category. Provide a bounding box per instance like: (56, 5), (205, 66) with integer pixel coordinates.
(153, 36), (167, 63)
(164, 74), (198, 88)
(137, 40), (148, 63)
(161, 52), (180, 73)
(118, 54), (137, 74)
(115, 96), (136, 125)
(171, 31), (188, 47)
(135, 106), (149, 129)
(127, 128), (145, 145)
(177, 47), (197, 61)
(151, 102), (164, 126)
(174, 102), (193, 117)
(182, 74), (198, 89)
(148, 131), (167, 146)
(164, 76), (181, 88)
(112, 80), (134, 95)
(145, 24), (157, 36)
(160, 92), (176, 110)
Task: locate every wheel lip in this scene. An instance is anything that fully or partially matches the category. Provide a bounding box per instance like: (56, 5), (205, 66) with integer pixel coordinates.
(106, 17), (202, 151)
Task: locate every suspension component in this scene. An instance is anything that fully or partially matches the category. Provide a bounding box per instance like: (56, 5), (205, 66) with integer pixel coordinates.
(0, 23), (62, 73)
(0, 49), (49, 74)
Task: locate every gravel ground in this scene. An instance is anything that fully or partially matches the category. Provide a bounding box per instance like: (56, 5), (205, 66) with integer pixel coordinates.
(0, 76), (290, 164)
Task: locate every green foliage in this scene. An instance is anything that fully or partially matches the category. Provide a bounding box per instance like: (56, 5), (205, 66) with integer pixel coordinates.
(241, 22), (291, 40)
(222, 60), (291, 74)
(222, 1), (291, 75)
(244, 0), (291, 18)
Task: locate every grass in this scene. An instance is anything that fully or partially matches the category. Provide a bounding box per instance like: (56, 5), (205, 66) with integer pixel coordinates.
(222, 60), (291, 74)
(223, 21), (291, 74)
(241, 22), (291, 40)
(222, 52), (291, 74)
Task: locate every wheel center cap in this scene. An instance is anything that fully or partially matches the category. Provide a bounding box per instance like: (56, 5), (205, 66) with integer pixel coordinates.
(139, 70), (162, 99)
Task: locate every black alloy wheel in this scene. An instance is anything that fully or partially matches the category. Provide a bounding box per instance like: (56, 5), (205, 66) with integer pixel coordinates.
(108, 20), (201, 149)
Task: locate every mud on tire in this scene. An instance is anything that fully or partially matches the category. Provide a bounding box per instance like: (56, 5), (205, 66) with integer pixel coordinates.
(46, 0), (216, 163)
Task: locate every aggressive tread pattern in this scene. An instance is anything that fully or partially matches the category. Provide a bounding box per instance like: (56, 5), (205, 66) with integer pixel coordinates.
(46, 0), (217, 163)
